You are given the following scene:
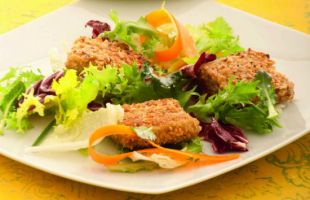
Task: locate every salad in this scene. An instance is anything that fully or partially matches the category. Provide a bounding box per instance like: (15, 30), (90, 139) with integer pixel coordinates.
(0, 6), (294, 172)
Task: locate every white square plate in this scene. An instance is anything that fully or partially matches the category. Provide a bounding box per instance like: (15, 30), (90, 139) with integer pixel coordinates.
(0, 0), (309, 194)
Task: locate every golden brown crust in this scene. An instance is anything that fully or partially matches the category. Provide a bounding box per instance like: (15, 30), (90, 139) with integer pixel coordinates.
(111, 99), (201, 149)
(198, 49), (294, 103)
(65, 36), (145, 71)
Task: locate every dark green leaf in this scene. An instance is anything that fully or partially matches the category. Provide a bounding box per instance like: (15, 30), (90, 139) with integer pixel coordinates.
(181, 137), (203, 153)
(254, 70), (279, 119)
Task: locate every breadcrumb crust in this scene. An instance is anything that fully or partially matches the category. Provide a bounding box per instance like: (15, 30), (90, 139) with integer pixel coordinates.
(198, 49), (294, 103)
(112, 99), (201, 149)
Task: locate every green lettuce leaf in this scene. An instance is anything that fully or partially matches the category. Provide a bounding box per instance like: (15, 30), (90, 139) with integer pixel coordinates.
(254, 71), (279, 119)
(188, 75), (280, 134)
(15, 90), (45, 132)
(0, 67), (43, 133)
(224, 106), (280, 134)
(224, 71), (280, 134)
(187, 79), (259, 122)
(84, 63), (196, 107)
(83, 65), (119, 95)
(181, 137), (203, 153)
(102, 10), (162, 57)
(0, 81), (25, 133)
(47, 69), (99, 127)
(186, 17), (244, 57)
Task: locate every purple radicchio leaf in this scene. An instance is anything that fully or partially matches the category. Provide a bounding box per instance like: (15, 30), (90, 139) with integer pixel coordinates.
(193, 52), (216, 74)
(199, 117), (248, 153)
(18, 71), (64, 107)
(85, 20), (111, 38)
(181, 52), (216, 79)
(38, 71), (64, 94)
(87, 101), (103, 111)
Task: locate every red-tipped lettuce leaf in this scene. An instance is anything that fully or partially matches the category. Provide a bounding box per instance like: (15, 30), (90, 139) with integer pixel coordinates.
(85, 20), (111, 38)
(181, 52), (216, 79)
(200, 117), (248, 153)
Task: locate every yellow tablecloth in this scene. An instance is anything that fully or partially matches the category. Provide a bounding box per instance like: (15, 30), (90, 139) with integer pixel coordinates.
(0, 0), (309, 199)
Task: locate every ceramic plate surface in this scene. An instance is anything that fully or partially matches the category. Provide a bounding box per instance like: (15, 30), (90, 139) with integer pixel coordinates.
(0, 0), (309, 194)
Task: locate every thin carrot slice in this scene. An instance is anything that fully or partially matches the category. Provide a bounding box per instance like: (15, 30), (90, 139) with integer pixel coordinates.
(145, 8), (197, 63)
(88, 125), (135, 165)
(88, 125), (240, 170)
(148, 141), (239, 163)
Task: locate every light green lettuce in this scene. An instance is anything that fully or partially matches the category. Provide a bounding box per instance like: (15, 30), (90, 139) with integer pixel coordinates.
(15, 90), (45, 132)
(46, 69), (99, 127)
(101, 10), (163, 57)
(186, 17), (244, 57)
(0, 67), (43, 133)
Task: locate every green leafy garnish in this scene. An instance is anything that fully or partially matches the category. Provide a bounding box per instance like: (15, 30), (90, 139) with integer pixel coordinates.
(224, 71), (280, 133)
(82, 65), (119, 95)
(46, 69), (99, 127)
(254, 71), (279, 119)
(0, 82), (26, 133)
(102, 10), (163, 57)
(224, 106), (280, 134)
(111, 63), (159, 103)
(188, 73), (280, 134)
(186, 17), (244, 57)
(181, 137), (203, 153)
(83, 63), (196, 106)
(0, 67), (43, 133)
(187, 79), (258, 122)
(15, 89), (45, 132)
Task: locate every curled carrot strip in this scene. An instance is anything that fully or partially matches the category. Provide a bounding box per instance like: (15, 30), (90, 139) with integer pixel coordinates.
(145, 8), (197, 63)
(88, 125), (135, 165)
(148, 141), (239, 163)
(88, 125), (239, 169)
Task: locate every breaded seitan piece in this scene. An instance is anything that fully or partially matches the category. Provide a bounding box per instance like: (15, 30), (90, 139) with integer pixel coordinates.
(198, 49), (294, 103)
(65, 36), (145, 71)
(112, 98), (201, 149)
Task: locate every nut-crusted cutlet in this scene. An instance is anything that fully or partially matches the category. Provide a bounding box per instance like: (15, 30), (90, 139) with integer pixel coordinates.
(198, 49), (294, 103)
(111, 98), (201, 149)
(65, 36), (145, 71)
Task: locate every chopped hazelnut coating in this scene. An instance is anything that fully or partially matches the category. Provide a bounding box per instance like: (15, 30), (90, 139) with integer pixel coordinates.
(198, 49), (294, 103)
(112, 98), (201, 149)
(65, 36), (145, 71)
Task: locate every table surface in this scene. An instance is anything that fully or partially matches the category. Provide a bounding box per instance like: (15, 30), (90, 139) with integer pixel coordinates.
(0, 0), (309, 199)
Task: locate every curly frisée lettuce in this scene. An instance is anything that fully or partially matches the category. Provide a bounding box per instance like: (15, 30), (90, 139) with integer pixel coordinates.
(186, 17), (244, 57)
(188, 72), (281, 134)
(83, 63), (196, 106)
(0, 67), (43, 133)
(15, 89), (45, 132)
(187, 79), (259, 122)
(4, 63), (197, 135)
(223, 72), (281, 133)
(46, 69), (99, 127)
